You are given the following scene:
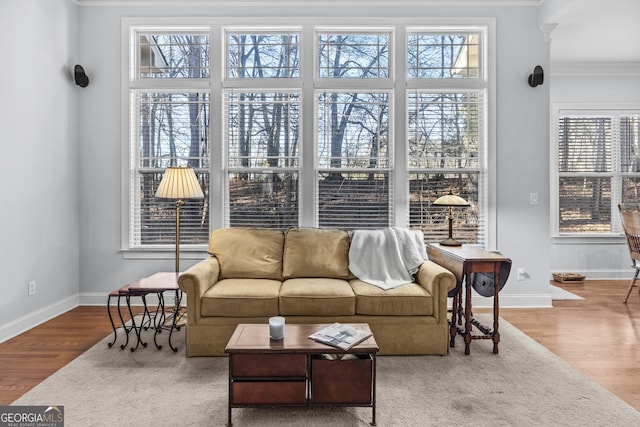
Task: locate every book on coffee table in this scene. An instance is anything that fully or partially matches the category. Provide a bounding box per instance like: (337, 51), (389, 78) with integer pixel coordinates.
(309, 323), (372, 351)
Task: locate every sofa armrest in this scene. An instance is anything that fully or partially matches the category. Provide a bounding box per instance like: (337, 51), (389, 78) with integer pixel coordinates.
(178, 256), (220, 324)
(415, 260), (456, 323)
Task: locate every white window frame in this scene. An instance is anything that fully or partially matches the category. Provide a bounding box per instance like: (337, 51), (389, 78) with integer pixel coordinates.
(120, 19), (213, 258)
(405, 25), (491, 247)
(551, 103), (640, 241)
(313, 27), (395, 228)
(120, 17), (497, 255)
(221, 27), (303, 228)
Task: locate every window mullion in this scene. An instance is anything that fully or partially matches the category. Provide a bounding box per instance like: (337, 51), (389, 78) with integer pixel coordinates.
(300, 25), (316, 227)
(394, 25), (407, 228)
(611, 115), (622, 233)
(210, 24), (225, 230)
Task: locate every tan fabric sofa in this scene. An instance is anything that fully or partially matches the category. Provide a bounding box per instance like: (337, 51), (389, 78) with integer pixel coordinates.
(178, 227), (456, 356)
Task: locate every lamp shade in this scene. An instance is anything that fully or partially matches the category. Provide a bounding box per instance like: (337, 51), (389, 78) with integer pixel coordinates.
(155, 166), (204, 200)
(433, 193), (470, 207)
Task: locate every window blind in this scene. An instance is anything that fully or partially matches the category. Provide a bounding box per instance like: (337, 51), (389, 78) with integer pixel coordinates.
(226, 172), (298, 229)
(130, 90), (210, 247)
(407, 90), (484, 244)
(131, 171), (209, 245)
(224, 89), (301, 229)
(317, 172), (391, 229)
(556, 113), (640, 233)
(316, 90), (391, 228)
(127, 23), (491, 247)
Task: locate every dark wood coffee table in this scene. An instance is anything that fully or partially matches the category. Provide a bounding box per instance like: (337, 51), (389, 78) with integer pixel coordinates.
(224, 323), (379, 427)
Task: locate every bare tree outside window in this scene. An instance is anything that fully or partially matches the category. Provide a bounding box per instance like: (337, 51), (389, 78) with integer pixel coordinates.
(406, 31), (483, 244)
(316, 33), (391, 228)
(557, 114), (640, 234)
(128, 24), (489, 246)
(225, 32), (301, 228)
(132, 33), (210, 246)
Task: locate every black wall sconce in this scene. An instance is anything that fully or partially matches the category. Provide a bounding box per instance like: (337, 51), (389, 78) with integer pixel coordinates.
(528, 65), (544, 87)
(74, 64), (89, 87)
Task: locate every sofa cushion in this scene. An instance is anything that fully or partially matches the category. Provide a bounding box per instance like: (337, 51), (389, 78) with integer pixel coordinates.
(279, 278), (355, 315)
(350, 279), (433, 316)
(209, 228), (285, 280)
(201, 279), (281, 317)
(282, 228), (351, 279)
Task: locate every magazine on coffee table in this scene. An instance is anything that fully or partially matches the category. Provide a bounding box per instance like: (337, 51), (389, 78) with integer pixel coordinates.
(309, 323), (372, 351)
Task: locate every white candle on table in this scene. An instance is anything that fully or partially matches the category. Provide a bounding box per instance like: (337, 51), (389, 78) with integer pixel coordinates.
(269, 316), (285, 340)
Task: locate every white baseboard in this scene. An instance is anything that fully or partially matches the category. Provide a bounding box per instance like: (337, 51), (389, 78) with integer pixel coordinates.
(551, 269), (633, 281)
(0, 295), (79, 344)
(81, 292), (125, 306)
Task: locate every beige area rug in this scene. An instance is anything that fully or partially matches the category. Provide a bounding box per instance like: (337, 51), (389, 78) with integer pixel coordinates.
(14, 316), (640, 427)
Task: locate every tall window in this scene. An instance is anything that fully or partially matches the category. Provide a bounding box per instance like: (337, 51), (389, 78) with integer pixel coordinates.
(407, 30), (485, 244)
(224, 31), (301, 228)
(126, 21), (491, 248)
(316, 31), (392, 228)
(225, 90), (301, 228)
(554, 106), (640, 234)
(128, 31), (211, 248)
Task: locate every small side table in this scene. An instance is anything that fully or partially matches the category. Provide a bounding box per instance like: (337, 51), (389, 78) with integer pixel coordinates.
(107, 272), (183, 352)
(427, 244), (511, 355)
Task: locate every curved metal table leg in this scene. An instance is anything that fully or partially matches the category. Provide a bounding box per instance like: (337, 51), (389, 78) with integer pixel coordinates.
(127, 294), (147, 352)
(168, 290), (183, 352)
(119, 292), (130, 351)
(107, 294), (118, 348)
(153, 292), (166, 350)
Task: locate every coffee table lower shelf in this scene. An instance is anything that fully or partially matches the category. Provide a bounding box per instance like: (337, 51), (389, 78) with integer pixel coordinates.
(225, 323), (379, 426)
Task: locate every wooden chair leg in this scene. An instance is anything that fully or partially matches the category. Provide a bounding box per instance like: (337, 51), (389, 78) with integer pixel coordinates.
(623, 269), (640, 303)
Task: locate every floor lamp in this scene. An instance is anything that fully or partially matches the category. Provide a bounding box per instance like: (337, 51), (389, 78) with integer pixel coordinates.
(156, 166), (204, 273)
(433, 191), (470, 246)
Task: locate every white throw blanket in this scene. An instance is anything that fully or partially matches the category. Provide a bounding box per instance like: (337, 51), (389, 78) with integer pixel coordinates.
(348, 227), (427, 290)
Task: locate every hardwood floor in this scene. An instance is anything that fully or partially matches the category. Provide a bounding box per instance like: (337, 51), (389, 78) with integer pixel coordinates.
(500, 280), (640, 411)
(0, 281), (639, 411)
(0, 306), (125, 405)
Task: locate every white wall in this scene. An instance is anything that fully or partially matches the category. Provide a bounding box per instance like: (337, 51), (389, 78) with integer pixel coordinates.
(75, 3), (552, 308)
(0, 0), (80, 340)
(0, 2), (556, 342)
(492, 9), (552, 306)
(550, 69), (640, 279)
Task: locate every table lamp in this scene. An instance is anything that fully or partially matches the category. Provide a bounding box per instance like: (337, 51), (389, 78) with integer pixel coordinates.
(156, 166), (204, 273)
(433, 191), (470, 246)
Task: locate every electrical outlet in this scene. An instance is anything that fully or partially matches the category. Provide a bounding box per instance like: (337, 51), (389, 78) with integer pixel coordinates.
(517, 268), (526, 281)
(28, 280), (37, 296)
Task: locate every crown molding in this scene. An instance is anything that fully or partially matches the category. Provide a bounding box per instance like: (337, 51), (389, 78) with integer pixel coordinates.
(73, 0), (542, 6)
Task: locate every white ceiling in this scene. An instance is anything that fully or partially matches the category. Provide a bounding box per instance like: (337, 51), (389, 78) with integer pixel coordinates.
(545, 0), (640, 64)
